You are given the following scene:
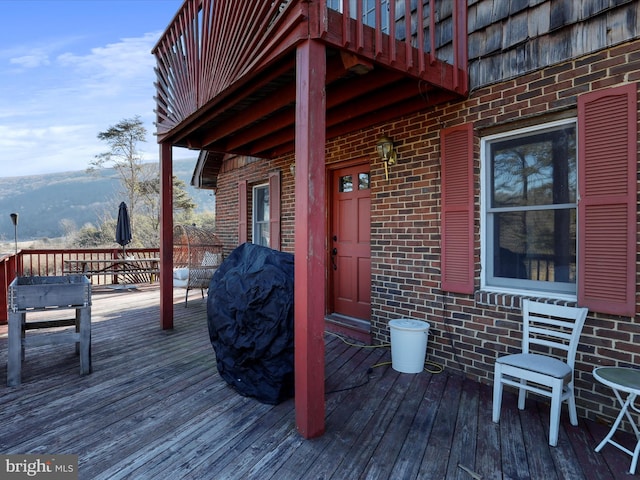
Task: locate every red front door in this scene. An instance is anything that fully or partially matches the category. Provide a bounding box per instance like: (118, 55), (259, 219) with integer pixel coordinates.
(330, 163), (371, 320)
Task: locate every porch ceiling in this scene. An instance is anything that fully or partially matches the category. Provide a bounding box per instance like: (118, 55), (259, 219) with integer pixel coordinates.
(169, 45), (460, 160)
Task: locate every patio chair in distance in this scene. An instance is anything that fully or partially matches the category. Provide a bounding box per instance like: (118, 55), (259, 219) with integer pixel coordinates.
(492, 299), (588, 446)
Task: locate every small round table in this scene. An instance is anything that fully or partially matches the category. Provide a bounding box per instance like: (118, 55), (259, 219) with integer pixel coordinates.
(593, 366), (640, 474)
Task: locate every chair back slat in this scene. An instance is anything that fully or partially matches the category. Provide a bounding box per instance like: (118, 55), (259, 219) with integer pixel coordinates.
(531, 336), (571, 352)
(528, 324), (573, 351)
(522, 299), (588, 368)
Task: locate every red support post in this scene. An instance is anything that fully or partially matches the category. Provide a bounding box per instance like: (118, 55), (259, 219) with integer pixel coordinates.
(159, 142), (174, 330)
(294, 39), (326, 439)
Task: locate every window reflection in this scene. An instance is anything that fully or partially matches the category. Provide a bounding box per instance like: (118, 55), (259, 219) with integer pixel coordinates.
(494, 210), (576, 283)
(358, 173), (370, 190)
(491, 126), (576, 208)
(339, 175), (353, 192)
(253, 184), (270, 247)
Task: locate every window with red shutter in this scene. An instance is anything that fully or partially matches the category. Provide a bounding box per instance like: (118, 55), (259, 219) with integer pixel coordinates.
(578, 83), (637, 316)
(477, 84), (637, 315)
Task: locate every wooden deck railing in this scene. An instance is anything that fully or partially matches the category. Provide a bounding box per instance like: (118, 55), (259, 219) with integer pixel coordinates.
(153, 0), (467, 137)
(321, 0), (468, 92)
(0, 248), (160, 324)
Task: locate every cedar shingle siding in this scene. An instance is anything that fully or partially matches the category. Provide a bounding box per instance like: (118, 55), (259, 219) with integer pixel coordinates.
(468, 0), (640, 88)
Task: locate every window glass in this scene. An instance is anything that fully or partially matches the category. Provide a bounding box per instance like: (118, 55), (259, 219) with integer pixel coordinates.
(358, 173), (370, 190)
(484, 120), (577, 295)
(253, 184), (269, 247)
(362, 0), (389, 32)
(491, 126), (576, 208)
(327, 1), (390, 33)
(339, 175), (353, 192)
(493, 209), (576, 283)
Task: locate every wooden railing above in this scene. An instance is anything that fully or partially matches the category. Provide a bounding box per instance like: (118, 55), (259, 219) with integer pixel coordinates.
(152, 0), (468, 143)
(153, 0), (308, 136)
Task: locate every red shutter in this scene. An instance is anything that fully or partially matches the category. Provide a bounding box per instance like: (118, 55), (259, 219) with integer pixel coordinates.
(578, 84), (637, 316)
(269, 171), (281, 250)
(238, 180), (247, 244)
(441, 123), (475, 294)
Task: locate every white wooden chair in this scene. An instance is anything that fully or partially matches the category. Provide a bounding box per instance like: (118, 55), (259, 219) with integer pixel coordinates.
(492, 299), (588, 446)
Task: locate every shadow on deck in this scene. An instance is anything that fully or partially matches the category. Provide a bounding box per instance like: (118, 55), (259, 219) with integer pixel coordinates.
(0, 286), (635, 479)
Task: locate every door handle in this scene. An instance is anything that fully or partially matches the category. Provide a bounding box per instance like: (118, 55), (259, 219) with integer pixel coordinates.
(331, 248), (337, 270)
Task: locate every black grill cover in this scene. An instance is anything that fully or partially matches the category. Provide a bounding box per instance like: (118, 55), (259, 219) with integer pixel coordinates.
(207, 243), (294, 404)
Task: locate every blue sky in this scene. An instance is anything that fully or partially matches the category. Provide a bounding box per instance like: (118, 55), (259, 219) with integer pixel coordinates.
(0, 0), (194, 177)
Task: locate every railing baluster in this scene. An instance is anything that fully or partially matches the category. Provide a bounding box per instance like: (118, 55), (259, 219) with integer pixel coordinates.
(404, 0), (412, 70)
(356, 0), (363, 52)
(429, 0), (435, 66)
(389, 0), (397, 63)
(417, 0), (424, 74)
(375, 1), (382, 57)
(342, 0), (351, 47)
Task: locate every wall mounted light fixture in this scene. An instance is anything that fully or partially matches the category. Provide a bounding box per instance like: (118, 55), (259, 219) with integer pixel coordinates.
(376, 135), (397, 180)
(289, 163), (296, 177)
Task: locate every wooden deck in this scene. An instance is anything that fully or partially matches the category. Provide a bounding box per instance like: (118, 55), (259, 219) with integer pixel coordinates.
(0, 285), (636, 479)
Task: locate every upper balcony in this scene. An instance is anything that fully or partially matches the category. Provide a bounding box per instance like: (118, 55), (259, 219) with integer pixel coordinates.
(152, 0), (468, 158)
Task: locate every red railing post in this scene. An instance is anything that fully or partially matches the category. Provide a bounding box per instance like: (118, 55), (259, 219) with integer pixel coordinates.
(0, 254), (18, 325)
(0, 257), (9, 324)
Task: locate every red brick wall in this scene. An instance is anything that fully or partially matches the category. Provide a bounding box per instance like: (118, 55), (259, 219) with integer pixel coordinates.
(213, 38), (640, 426)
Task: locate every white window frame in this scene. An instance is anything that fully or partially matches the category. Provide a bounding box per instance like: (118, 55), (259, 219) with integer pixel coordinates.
(252, 183), (270, 248)
(480, 118), (578, 301)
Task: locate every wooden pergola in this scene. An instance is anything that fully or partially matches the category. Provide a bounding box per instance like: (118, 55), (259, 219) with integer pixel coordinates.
(152, 0), (468, 439)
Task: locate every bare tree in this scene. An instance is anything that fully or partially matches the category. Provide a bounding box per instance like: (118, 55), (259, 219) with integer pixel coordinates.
(88, 115), (198, 248)
(90, 116), (152, 224)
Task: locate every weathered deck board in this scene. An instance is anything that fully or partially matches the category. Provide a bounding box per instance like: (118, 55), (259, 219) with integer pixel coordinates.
(0, 286), (636, 479)
(475, 383), (502, 479)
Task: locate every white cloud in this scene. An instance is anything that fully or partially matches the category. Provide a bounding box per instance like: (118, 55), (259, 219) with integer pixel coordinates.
(0, 32), (168, 177)
(2, 36), (83, 70)
(58, 32), (159, 83)
(10, 52), (50, 69)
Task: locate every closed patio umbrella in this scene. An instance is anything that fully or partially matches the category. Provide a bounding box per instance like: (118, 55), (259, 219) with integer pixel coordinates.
(116, 201), (132, 257)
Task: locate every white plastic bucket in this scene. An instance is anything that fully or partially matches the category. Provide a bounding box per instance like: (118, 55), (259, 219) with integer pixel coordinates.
(389, 319), (430, 373)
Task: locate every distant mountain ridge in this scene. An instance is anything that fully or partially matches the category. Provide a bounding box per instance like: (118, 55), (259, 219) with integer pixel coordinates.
(0, 158), (215, 242)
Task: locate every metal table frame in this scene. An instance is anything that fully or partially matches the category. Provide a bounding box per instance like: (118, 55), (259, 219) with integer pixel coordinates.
(593, 366), (640, 474)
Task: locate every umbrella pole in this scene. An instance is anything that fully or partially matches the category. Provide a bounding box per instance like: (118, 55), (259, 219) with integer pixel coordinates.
(122, 245), (127, 283)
